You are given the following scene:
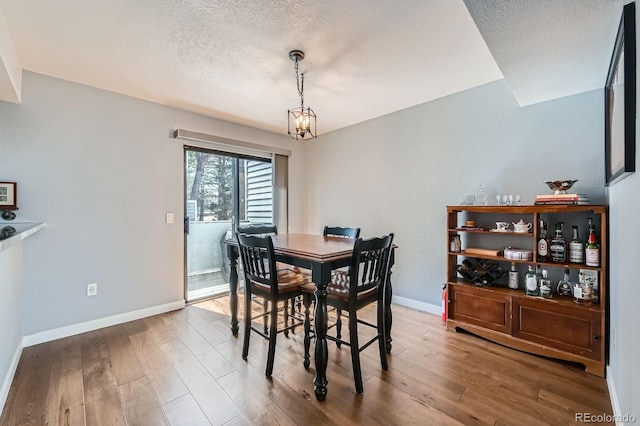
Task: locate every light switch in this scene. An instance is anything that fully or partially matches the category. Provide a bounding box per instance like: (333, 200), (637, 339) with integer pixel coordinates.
(166, 212), (174, 224)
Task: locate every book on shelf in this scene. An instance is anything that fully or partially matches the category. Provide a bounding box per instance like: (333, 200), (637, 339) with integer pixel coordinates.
(535, 200), (590, 205)
(535, 193), (589, 205)
(463, 247), (501, 256)
(535, 193), (588, 200)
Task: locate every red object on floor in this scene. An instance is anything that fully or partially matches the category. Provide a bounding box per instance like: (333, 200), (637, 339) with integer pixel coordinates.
(442, 284), (447, 322)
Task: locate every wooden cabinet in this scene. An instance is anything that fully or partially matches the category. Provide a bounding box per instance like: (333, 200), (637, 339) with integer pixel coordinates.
(446, 205), (607, 377)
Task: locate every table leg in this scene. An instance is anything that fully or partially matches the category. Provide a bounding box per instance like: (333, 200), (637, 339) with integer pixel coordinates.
(227, 245), (239, 336)
(312, 264), (331, 401)
(385, 248), (395, 353)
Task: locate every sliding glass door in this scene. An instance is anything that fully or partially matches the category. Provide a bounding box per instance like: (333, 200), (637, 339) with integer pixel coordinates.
(184, 146), (273, 302)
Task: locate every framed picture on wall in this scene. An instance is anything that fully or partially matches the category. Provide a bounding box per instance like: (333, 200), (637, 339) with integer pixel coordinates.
(0, 182), (17, 210)
(605, 2), (636, 186)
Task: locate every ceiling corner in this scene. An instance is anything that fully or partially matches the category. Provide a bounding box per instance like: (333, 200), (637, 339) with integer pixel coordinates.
(0, 3), (22, 104)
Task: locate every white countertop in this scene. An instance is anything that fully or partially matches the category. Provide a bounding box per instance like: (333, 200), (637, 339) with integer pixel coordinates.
(0, 222), (46, 253)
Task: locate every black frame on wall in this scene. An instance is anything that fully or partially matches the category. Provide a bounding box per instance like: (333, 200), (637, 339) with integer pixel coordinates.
(605, 2), (636, 186)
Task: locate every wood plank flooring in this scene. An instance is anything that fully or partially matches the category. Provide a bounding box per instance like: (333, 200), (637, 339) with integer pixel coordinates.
(0, 295), (614, 425)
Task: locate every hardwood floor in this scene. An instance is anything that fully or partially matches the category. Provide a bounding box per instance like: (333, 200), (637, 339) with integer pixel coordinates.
(1, 295), (614, 425)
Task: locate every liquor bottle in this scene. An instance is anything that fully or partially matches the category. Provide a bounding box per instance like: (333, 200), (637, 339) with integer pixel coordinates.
(525, 265), (539, 296)
(550, 223), (567, 263)
(568, 225), (584, 263)
(537, 220), (549, 262)
(540, 269), (552, 298)
(556, 268), (573, 296)
(573, 272), (592, 305)
(585, 226), (600, 267)
(508, 262), (519, 289)
(584, 217), (596, 242)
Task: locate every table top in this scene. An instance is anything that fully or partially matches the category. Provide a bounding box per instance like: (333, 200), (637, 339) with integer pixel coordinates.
(227, 233), (356, 263)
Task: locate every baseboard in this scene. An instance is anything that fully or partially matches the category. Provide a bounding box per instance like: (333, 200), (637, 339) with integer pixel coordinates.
(392, 295), (440, 316)
(606, 365), (623, 425)
(22, 299), (186, 347)
(0, 342), (23, 414)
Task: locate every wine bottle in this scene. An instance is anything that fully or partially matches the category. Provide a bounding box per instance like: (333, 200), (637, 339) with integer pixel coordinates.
(585, 227), (600, 267)
(540, 270), (552, 298)
(584, 217), (595, 242)
(550, 223), (567, 263)
(525, 265), (539, 296)
(537, 220), (549, 262)
(569, 225), (584, 263)
(508, 262), (519, 289)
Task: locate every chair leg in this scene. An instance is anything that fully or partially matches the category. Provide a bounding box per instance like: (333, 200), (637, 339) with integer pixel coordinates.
(290, 296), (299, 334)
(284, 299), (290, 337)
(349, 310), (364, 394)
(295, 295), (302, 314)
(303, 293), (312, 369)
(265, 301), (279, 377)
(263, 300), (269, 335)
(377, 300), (388, 371)
(242, 290), (252, 360)
(335, 309), (343, 348)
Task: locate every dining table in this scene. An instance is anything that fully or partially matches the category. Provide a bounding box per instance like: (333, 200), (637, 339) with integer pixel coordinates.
(225, 233), (395, 401)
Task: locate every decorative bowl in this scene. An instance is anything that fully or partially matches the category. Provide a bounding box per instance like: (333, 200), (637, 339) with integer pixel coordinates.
(545, 179), (578, 194)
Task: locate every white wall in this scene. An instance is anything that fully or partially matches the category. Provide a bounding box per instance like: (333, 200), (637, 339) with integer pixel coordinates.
(0, 71), (304, 338)
(303, 79), (605, 307)
(0, 241), (23, 408)
(605, 6), (640, 420)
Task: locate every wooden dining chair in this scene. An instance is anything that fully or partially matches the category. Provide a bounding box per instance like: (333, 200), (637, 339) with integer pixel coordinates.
(302, 233), (394, 393)
(236, 225), (303, 336)
(323, 225), (361, 347)
(323, 226), (361, 239)
(236, 233), (311, 377)
(237, 225), (278, 236)
(237, 225), (279, 334)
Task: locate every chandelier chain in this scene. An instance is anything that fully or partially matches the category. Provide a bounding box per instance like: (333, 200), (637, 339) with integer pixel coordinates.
(294, 58), (304, 108)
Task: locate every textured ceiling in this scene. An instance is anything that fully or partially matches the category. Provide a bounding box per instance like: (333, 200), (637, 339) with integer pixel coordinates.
(0, 0), (628, 136)
(465, 0), (625, 106)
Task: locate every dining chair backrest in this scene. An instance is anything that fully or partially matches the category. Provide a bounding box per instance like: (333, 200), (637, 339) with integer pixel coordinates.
(347, 233), (394, 303)
(323, 226), (360, 238)
(237, 224), (278, 236)
(236, 233), (279, 298)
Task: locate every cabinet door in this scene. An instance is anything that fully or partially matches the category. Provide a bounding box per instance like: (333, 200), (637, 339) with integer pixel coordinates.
(512, 297), (602, 360)
(448, 284), (511, 334)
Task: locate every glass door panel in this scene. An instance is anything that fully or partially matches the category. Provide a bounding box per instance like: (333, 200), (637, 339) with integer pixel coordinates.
(184, 147), (273, 302)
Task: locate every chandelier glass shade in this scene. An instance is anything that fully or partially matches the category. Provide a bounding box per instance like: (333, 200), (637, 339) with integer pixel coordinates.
(287, 50), (317, 140)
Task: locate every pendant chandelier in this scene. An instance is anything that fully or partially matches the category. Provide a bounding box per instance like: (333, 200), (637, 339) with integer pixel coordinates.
(287, 50), (317, 140)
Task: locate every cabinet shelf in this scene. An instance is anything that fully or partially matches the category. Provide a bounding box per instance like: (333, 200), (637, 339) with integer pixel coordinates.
(445, 204), (607, 377)
(448, 251), (603, 271)
(449, 228), (534, 236)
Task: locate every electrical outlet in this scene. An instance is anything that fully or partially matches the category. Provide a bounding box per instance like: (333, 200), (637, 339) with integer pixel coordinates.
(87, 283), (98, 297)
